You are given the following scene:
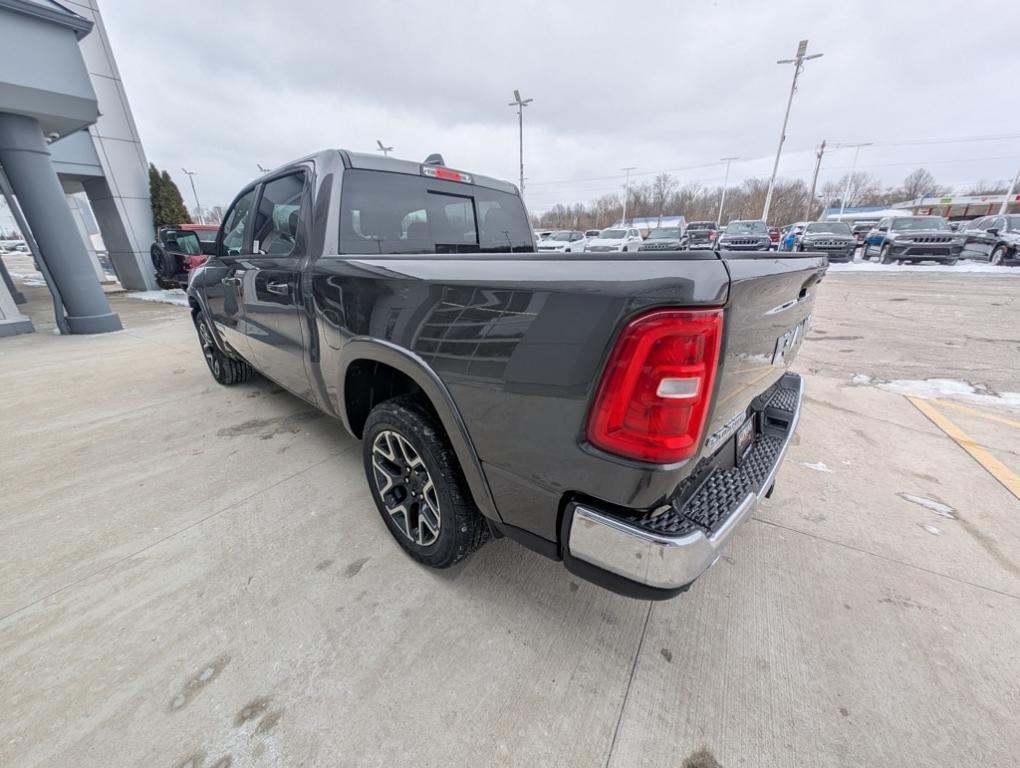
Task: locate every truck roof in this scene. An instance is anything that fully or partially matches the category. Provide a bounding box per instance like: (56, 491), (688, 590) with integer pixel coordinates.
(251, 149), (518, 196)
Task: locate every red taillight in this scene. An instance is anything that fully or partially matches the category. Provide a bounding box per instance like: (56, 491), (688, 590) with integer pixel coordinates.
(587, 308), (723, 464)
(708, 231), (716, 240)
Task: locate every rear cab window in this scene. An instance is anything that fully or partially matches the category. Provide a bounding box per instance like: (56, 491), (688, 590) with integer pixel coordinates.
(338, 169), (534, 254)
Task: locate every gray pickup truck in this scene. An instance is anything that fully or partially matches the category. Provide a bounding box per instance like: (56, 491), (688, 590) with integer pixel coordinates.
(185, 150), (824, 599)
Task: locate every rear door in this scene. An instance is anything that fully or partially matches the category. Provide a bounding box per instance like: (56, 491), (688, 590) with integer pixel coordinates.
(242, 171), (314, 401)
(202, 188), (256, 355)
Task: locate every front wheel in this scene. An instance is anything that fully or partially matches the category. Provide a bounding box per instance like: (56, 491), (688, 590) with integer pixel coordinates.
(945, 258), (958, 266)
(193, 310), (253, 385)
(880, 244), (895, 265)
(991, 246), (1006, 265)
(362, 396), (489, 569)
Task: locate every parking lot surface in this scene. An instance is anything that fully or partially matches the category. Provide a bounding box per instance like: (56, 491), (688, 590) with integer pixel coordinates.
(2, 269), (1019, 767)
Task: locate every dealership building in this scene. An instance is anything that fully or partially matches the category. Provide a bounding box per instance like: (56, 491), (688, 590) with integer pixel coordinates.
(0, 0), (154, 337)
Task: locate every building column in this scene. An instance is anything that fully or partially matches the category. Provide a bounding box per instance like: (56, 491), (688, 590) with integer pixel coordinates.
(0, 113), (121, 334)
(0, 268), (33, 335)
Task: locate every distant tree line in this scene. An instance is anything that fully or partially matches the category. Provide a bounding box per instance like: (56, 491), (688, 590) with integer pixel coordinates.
(531, 168), (1004, 230)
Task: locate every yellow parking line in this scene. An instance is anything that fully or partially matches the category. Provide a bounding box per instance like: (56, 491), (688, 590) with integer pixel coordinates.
(909, 397), (1020, 502)
(935, 399), (1020, 431)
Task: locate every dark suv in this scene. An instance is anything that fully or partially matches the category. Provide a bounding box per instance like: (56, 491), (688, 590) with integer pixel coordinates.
(797, 221), (856, 262)
(638, 225), (688, 251)
(686, 221), (718, 250)
(960, 214), (1020, 265)
(717, 220), (771, 251)
(862, 216), (964, 264)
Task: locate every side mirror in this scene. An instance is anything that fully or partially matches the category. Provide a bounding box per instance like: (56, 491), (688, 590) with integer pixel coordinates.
(987, 228), (999, 236)
(160, 229), (202, 255)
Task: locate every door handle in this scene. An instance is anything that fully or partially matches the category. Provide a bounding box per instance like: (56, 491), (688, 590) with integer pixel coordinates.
(266, 281), (290, 296)
(221, 276), (241, 288)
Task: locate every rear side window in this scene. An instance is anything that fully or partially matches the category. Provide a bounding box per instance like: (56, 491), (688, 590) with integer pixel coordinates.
(339, 169), (533, 254)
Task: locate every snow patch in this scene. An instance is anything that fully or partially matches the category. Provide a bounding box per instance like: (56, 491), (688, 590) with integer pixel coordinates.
(125, 290), (189, 307)
(800, 461), (833, 473)
(898, 493), (956, 519)
(850, 374), (1020, 410)
(828, 261), (1020, 276)
(920, 524), (943, 536)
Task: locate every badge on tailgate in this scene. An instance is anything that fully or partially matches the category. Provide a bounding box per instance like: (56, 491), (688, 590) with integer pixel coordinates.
(772, 315), (809, 366)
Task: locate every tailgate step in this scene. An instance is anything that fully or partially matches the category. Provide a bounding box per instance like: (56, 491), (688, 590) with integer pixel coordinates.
(617, 375), (801, 537)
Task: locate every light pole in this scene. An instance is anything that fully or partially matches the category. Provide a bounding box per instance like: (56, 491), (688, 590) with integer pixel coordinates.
(999, 167), (1020, 215)
(621, 166), (636, 225)
(182, 168), (202, 224)
(762, 39), (823, 223)
(806, 140), (826, 220)
(717, 156), (739, 224)
(508, 90), (532, 194)
(837, 142), (873, 219)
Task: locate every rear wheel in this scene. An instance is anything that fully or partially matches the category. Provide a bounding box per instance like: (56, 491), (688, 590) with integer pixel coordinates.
(193, 310), (253, 385)
(991, 245), (1007, 265)
(362, 396), (489, 568)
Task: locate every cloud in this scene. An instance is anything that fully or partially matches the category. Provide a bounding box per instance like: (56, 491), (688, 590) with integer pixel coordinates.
(102, 0), (1020, 214)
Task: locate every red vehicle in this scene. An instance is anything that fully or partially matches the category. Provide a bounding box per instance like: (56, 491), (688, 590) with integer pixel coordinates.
(150, 223), (219, 289)
(768, 226), (780, 249)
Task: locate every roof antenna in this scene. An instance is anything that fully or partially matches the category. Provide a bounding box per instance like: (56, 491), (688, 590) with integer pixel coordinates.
(423, 153), (445, 166)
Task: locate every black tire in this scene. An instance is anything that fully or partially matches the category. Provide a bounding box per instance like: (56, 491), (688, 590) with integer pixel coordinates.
(362, 395), (489, 569)
(880, 244), (895, 265)
(193, 310), (253, 385)
(945, 258), (958, 266)
(990, 245), (1006, 265)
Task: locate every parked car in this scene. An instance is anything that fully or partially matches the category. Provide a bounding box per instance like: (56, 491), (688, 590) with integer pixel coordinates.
(796, 221), (856, 262)
(686, 221), (718, 250)
(638, 225), (688, 251)
(780, 222), (808, 251)
(150, 226), (209, 289)
(585, 226), (644, 253)
(584, 229), (601, 240)
(718, 220), (772, 251)
(537, 230), (587, 253)
(768, 226), (781, 250)
(862, 216), (964, 265)
(959, 214), (1020, 265)
(186, 149), (821, 599)
(850, 221), (878, 247)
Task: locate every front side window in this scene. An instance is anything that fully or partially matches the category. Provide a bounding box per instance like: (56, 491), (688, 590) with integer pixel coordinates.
(339, 170), (533, 254)
(220, 189), (256, 257)
(252, 173), (305, 257)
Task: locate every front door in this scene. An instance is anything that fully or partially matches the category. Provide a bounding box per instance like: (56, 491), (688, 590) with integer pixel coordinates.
(242, 171), (314, 401)
(199, 188), (257, 357)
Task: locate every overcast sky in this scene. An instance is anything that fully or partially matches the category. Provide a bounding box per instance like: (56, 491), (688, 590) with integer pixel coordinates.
(103, 0), (1020, 215)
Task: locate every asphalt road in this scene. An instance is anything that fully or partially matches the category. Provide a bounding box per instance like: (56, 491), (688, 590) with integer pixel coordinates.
(2, 269), (1018, 768)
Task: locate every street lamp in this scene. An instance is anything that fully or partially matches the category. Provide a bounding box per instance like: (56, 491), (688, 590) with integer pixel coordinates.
(182, 168), (202, 223)
(621, 166), (636, 226)
(508, 89), (533, 194)
(717, 156), (739, 224)
(762, 39), (823, 223)
(836, 142), (873, 219)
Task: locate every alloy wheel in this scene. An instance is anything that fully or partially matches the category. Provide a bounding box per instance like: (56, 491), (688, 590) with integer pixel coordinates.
(371, 429), (441, 546)
(197, 320), (221, 378)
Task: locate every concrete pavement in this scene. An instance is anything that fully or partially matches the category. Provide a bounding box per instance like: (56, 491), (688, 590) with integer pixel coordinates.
(2, 272), (1019, 767)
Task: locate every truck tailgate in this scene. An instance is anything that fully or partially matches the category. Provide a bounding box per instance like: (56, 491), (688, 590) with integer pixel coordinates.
(705, 252), (826, 443)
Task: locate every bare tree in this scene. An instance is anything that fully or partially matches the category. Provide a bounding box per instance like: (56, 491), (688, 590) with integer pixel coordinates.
(651, 173), (678, 224)
(967, 179), (1009, 195)
(900, 168), (943, 200)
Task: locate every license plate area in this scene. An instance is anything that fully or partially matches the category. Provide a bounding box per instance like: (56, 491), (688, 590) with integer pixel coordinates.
(735, 417), (754, 465)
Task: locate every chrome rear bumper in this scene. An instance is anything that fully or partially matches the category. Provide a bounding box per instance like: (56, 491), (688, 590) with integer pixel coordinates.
(567, 373), (804, 592)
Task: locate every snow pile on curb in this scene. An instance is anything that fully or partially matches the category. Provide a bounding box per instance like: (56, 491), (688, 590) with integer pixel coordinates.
(851, 373), (1020, 410)
(828, 261), (1020, 275)
(124, 289), (189, 307)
